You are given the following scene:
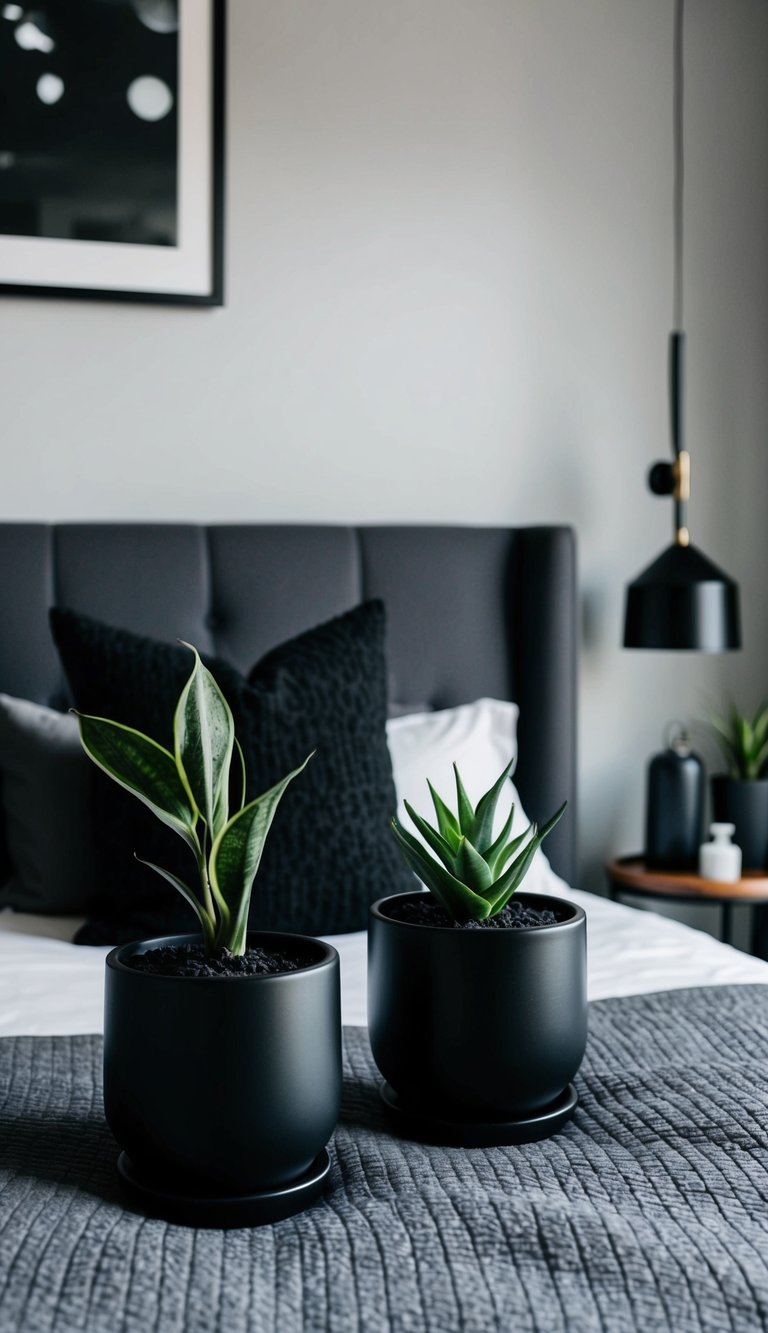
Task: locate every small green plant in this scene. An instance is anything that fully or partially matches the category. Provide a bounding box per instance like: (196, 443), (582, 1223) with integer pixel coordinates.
(391, 759), (566, 922)
(705, 700), (768, 780)
(74, 644), (311, 955)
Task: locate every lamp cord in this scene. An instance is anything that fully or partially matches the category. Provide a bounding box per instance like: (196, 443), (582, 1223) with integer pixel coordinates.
(673, 0), (684, 330)
(669, 0), (687, 533)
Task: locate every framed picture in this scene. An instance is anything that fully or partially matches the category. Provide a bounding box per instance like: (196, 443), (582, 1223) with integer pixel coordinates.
(0, 0), (225, 306)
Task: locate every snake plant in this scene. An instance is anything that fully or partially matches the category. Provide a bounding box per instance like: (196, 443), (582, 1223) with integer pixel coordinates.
(74, 644), (311, 955)
(391, 759), (566, 922)
(706, 700), (768, 780)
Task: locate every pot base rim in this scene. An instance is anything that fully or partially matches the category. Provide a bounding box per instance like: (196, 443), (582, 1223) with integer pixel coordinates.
(116, 1148), (331, 1227)
(379, 1080), (578, 1146)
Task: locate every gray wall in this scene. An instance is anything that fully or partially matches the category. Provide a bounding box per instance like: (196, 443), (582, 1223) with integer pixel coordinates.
(2, 0), (767, 897)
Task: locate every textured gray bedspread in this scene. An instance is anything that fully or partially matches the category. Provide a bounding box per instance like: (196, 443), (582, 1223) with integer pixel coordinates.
(2, 986), (768, 1333)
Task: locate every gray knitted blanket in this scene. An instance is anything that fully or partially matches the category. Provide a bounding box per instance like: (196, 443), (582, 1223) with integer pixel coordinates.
(2, 986), (768, 1333)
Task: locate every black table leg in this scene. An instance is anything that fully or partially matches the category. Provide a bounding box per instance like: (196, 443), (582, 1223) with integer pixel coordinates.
(751, 905), (768, 960)
(721, 902), (733, 946)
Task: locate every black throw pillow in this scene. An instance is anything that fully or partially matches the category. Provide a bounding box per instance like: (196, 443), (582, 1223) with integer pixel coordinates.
(49, 601), (411, 944)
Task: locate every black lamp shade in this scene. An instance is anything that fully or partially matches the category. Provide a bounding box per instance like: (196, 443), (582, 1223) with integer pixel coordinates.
(623, 542), (741, 651)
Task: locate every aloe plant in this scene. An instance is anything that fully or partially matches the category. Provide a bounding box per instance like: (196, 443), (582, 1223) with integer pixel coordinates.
(74, 644), (311, 955)
(391, 759), (566, 922)
(706, 701), (768, 780)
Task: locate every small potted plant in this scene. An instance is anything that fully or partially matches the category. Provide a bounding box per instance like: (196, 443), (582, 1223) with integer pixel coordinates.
(76, 644), (342, 1227)
(707, 700), (768, 870)
(368, 760), (586, 1145)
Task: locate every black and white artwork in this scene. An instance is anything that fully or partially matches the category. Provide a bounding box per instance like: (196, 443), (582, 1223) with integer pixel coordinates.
(0, 0), (224, 304)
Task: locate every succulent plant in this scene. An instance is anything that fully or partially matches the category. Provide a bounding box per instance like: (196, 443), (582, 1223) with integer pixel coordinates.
(705, 700), (768, 781)
(74, 644), (311, 955)
(391, 759), (566, 922)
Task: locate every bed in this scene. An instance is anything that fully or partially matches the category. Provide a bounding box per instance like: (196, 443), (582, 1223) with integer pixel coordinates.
(2, 521), (768, 1333)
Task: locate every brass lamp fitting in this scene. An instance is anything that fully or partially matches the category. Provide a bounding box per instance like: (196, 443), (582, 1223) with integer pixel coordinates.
(673, 451), (690, 503)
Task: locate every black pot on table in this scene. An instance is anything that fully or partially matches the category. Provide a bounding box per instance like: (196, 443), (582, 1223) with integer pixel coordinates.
(711, 776), (768, 870)
(368, 891), (587, 1145)
(104, 931), (342, 1226)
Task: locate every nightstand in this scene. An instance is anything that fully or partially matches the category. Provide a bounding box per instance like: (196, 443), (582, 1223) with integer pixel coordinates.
(606, 855), (768, 957)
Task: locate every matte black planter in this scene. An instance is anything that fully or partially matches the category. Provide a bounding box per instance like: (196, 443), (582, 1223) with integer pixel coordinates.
(368, 892), (587, 1139)
(104, 932), (341, 1223)
(711, 776), (768, 870)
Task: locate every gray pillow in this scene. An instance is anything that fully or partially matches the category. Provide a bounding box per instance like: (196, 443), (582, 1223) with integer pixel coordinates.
(0, 694), (95, 914)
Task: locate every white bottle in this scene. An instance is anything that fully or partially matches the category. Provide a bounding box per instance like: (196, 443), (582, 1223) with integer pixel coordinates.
(699, 823), (742, 883)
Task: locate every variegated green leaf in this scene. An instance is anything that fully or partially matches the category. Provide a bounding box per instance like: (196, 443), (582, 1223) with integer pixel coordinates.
(136, 857), (215, 950)
(234, 738), (247, 812)
(75, 712), (198, 852)
(174, 644), (235, 839)
(210, 754), (313, 953)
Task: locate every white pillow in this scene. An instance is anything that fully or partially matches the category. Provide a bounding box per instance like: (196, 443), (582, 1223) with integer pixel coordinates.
(386, 698), (570, 898)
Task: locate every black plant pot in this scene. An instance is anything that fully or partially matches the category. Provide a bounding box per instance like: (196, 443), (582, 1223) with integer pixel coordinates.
(711, 776), (768, 870)
(104, 932), (342, 1226)
(368, 892), (587, 1145)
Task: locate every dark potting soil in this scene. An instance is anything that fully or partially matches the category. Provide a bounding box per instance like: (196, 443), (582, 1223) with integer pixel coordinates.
(127, 944), (308, 978)
(388, 896), (564, 930)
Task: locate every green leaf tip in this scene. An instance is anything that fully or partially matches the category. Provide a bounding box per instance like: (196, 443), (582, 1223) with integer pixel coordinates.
(174, 642), (235, 838)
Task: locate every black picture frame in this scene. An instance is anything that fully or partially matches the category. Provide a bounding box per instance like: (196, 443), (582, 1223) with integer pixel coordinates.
(0, 0), (225, 307)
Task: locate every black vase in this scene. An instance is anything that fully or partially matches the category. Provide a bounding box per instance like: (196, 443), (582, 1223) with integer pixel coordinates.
(104, 932), (342, 1221)
(368, 892), (587, 1129)
(711, 776), (768, 870)
(645, 738), (704, 869)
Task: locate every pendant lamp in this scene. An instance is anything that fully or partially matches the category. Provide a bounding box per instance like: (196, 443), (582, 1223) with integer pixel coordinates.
(622, 0), (741, 652)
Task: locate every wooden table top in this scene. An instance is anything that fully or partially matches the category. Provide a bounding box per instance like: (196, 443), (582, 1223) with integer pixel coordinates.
(606, 855), (768, 902)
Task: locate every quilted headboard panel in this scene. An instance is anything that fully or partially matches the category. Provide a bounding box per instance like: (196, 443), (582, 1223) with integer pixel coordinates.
(0, 523), (577, 880)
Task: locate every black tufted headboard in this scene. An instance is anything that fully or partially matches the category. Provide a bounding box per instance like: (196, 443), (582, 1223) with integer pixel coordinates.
(0, 523), (577, 881)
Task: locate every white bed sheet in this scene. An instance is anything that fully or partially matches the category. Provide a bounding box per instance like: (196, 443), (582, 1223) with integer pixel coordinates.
(2, 886), (767, 1036)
